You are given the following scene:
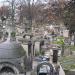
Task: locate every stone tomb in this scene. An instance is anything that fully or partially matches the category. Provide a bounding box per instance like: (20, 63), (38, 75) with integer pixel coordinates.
(0, 40), (27, 75)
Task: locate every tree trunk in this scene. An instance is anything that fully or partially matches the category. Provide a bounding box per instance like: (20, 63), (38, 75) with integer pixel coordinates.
(61, 44), (64, 56)
(74, 32), (75, 46)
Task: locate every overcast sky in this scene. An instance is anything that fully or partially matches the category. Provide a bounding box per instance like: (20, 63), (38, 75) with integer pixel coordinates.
(0, 0), (36, 6)
(0, 0), (49, 7)
(0, 0), (5, 6)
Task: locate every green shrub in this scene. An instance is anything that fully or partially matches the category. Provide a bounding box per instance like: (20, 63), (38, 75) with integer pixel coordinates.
(6, 32), (8, 36)
(35, 51), (40, 56)
(71, 64), (75, 69)
(60, 56), (75, 70)
(69, 45), (75, 51)
(64, 69), (69, 74)
(40, 50), (45, 55)
(11, 32), (16, 37)
(53, 36), (64, 46)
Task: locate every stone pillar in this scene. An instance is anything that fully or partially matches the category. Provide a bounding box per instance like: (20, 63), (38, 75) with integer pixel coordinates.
(33, 42), (35, 56)
(74, 32), (75, 46)
(52, 48), (58, 63)
(28, 41), (32, 56)
(40, 40), (44, 52)
(28, 40), (32, 69)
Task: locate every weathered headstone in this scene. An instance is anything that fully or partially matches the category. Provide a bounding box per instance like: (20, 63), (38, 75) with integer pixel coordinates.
(22, 44), (28, 57)
(34, 41), (40, 55)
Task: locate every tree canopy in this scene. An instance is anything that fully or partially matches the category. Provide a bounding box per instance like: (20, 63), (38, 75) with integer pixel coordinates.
(63, 0), (75, 34)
